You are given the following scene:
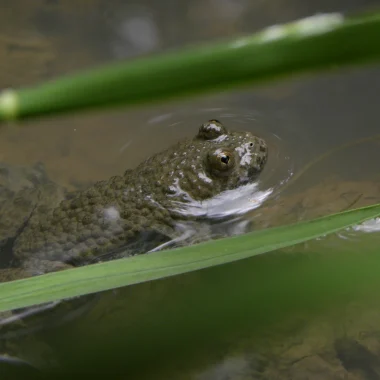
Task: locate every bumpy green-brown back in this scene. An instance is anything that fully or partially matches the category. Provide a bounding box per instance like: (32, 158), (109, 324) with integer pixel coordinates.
(12, 120), (268, 272)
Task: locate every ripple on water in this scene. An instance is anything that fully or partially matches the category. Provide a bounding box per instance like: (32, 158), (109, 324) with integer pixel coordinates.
(135, 106), (299, 239)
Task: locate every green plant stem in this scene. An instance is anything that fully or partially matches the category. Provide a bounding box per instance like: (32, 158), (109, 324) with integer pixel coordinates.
(0, 12), (380, 121)
(0, 203), (380, 312)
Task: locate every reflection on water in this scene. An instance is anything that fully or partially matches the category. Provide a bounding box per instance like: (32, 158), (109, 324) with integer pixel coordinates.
(0, 0), (380, 378)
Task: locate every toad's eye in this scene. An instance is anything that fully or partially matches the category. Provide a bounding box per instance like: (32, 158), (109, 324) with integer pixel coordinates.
(221, 155), (229, 165)
(197, 119), (227, 140)
(207, 149), (235, 175)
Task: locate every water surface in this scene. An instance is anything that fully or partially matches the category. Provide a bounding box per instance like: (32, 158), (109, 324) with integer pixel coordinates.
(1, 0), (380, 378)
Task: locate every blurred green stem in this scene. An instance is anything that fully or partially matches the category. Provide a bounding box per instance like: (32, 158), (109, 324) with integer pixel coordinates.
(0, 11), (380, 121)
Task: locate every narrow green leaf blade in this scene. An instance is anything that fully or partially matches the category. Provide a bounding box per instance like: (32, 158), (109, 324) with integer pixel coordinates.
(0, 203), (379, 313)
(0, 12), (380, 121)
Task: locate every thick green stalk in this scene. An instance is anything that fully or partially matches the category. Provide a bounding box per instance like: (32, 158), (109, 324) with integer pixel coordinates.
(0, 11), (379, 121)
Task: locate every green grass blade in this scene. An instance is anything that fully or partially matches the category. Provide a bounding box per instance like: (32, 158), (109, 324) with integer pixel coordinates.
(0, 203), (379, 312)
(1, 11), (380, 121)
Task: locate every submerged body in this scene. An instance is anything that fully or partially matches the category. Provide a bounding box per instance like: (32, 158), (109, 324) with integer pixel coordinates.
(0, 120), (268, 280)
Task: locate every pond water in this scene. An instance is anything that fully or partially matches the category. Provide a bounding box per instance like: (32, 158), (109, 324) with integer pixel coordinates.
(1, 0), (380, 378)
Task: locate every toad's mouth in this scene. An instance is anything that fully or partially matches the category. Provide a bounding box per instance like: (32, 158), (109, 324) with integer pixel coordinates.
(237, 169), (262, 185)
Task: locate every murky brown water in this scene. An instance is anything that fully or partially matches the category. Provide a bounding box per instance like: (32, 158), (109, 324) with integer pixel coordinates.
(1, 0), (380, 378)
